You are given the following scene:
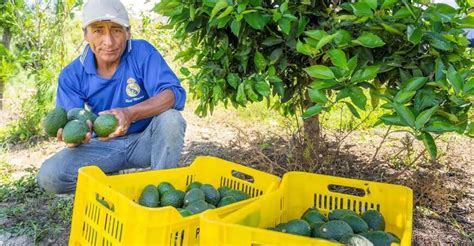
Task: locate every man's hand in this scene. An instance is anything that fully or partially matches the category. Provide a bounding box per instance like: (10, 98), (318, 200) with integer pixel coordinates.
(98, 108), (133, 141)
(57, 120), (93, 148)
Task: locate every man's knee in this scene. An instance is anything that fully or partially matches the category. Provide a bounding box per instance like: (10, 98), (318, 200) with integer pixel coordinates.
(152, 109), (186, 137)
(37, 155), (74, 194)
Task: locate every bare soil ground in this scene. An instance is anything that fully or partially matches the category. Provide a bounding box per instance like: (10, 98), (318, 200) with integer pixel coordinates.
(0, 102), (473, 245)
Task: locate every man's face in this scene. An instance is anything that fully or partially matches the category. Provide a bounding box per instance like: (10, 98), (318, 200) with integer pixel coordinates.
(84, 21), (130, 65)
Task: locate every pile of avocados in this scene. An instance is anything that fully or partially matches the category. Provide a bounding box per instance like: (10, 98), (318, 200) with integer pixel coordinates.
(267, 208), (400, 246)
(43, 107), (118, 143)
(138, 181), (250, 217)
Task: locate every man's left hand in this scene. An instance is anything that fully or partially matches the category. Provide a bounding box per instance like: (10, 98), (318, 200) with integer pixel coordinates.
(97, 108), (133, 141)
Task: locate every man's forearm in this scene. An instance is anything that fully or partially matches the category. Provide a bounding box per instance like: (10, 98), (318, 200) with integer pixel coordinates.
(127, 89), (176, 122)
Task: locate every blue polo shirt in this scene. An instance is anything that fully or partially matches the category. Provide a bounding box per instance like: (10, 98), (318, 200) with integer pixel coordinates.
(56, 39), (186, 135)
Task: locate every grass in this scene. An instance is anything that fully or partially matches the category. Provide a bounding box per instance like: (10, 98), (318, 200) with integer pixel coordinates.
(0, 166), (73, 243)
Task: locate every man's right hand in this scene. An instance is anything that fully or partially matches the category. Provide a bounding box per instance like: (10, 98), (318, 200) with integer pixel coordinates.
(57, 120), (93, 148)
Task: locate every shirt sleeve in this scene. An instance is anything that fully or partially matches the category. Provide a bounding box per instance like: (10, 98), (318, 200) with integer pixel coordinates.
(141, 50), (186, 110)
(56, 69), (85, 111)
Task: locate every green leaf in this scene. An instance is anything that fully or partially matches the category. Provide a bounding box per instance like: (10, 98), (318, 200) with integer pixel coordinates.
(334, 30), (353, 46)
(328, 49), (348, 70)
(230, 20), (241, 37)
(345, 102), (361, 119)
(296, 40), (314, 56)
(217, 6), (233, 19)
(426, 3), (456, 23)
(361, 0), (377, 10)
(464, 78), (474, 94)
(244, 12), (270, 30)
(457, 16), (474, 28)
(310, 80), (338, 90)
(254, 51), (267, 73)
(353, 32), (385, 48)
(316, 33), (336, 50)
(236, 83), (247, 104)
(446, 64), (463, 93)
(435, 57), (445, 81)
(227, 73), (240, 89)
(415, 105), (439, 130)
(262, 37), (283, 46)
(302, 104), (323, 119)
(308, 88), (328, 103)
(304, 30), (328, 40)
(381, 23), (403, 36)
(346, 55), (358, 76)
(370, 88), (379, 108)
(350, 65), (380, 83)
(381, 0), (397, 8)
(304, 65), (335, 79)
(336, 88), (350, 101)
(407, 25), (422, 45)
(203, 0), (218, 7)
(278, 17), (292, 35)
(393, 7), (412, 19)
(424, 119), (459, 133)
(420, 132), (437, 160)
(394, 90), (416, 104)
(210, 0), (228, 19)
(393, 103), (415, 128)
(380, 114), (406, 126)
(349, 87), (367, 110)
(255, 81), (270, 96)
(404, 77), (428, 91)
(351, 2), (373, 17)
(180, 67), (190, 76)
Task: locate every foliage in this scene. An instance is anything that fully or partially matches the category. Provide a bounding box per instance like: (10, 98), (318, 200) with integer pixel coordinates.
(0, 0), (82, 144)
(155, 0), (474, 159)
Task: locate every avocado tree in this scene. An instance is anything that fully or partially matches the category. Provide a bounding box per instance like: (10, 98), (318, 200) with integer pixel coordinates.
(155, 0), (474, 160)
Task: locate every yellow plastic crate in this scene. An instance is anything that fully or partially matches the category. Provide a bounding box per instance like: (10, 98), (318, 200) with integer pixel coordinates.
(201, 171), (413, 245)
(69, 156), (280, 246)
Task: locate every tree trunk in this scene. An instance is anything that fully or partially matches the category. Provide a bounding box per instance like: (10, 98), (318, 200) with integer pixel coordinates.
(2, 28), (11, 49)
(303, 104), (321, 164)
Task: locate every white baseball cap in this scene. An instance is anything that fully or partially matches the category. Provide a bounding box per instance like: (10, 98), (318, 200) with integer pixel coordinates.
(82, 0), (130, 28)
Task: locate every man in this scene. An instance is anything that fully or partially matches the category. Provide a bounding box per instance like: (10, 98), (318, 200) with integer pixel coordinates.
(37, 0), (186, 194)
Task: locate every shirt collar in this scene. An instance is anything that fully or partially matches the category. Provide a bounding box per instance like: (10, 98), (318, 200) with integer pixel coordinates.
(80, 39), (132, 75)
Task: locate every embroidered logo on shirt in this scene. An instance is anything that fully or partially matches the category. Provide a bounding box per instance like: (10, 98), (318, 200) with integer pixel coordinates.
(126, 77), (141, 97)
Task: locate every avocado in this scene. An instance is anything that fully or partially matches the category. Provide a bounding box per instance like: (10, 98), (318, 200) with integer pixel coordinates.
(310, 222), (325, 238)
(200, 184), (220, 205)
(138, 185), (160, 208)
(185, 200), (209, 214)
(93, 114), (118, 137)
(359, 231), (396, 246)
(67, 108), (97, 122)
(362, 210), (385, 231)
(62, 120), (88, 144)
(177, 208), (193, 217)
(218, 186), (231, 197)
(160, 189), (185, 208)
(341, 234), (374, 246)
(341, 214), (369, 233)
(157, 182), (175, 195)
(217, 196), (237, 207)
(186, 181), (202, 191)
(328, 209), (357, 221)
(184, 188), (205, 206)
(223, 189), (249, 201)
(302, 208), (327, 224)
(284, 219), (311, 236)
(318, 220), (354, 241)
(43, 107), (68, 137)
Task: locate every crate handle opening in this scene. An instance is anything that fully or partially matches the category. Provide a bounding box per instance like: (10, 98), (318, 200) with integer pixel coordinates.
(96, 193), (115, 212)
(328, 184), (366, 197)
(231, 170), (255, 183)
